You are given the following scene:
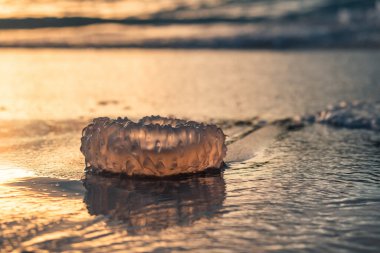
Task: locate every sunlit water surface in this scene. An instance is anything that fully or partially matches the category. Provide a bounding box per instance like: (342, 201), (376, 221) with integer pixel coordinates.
(0, 49), (380, 252)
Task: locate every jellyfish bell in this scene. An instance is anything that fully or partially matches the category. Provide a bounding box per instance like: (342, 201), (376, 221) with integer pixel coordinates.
(80, 116), (227, 177)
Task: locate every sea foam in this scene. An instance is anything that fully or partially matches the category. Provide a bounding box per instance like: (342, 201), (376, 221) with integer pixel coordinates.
(316, 101), (380, 131)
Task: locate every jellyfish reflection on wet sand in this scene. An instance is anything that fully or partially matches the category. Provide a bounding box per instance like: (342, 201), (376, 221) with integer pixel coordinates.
(83, 171), (226, 234)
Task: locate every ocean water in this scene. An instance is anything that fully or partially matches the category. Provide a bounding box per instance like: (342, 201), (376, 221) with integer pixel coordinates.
(0, 49), (379, 252)
(0, 0), (379, 48)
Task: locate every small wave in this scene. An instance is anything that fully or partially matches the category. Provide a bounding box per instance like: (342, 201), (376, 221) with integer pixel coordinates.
(315, 101), (380, 131)
(0, 0), (379, 49)
(275, 101), (380, 132)
(1, 24), (379, 49)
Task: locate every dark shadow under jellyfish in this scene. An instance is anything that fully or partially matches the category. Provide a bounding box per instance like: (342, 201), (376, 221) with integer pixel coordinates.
(82, 171), (226, 234)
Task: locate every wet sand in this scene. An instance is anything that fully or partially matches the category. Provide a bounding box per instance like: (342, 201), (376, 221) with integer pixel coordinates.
(1, 49), (380, 252)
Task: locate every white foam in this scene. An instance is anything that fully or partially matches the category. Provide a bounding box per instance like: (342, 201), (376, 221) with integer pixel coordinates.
(316, 101), (380, 131)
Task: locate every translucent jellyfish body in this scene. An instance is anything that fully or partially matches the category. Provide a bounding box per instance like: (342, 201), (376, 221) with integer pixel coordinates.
(80, 116), (227, 177)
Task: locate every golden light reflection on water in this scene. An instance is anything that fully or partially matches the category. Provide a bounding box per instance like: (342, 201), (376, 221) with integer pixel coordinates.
(0, 171), (228, 252)
(0, 49), (304, 122)
(0, 177), (89, 252)
(0, 0), (174, 19)
(0, 165), (34, 183)
(0, 119), (86, 179)
(1, 49), (370, 122)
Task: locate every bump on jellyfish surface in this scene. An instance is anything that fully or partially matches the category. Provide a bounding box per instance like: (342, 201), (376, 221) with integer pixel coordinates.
(80, 116), (227, 177)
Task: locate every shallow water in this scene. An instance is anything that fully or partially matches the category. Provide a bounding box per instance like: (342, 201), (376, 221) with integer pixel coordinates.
(1, 49), (380, 121)
(0, 49), (380, 252)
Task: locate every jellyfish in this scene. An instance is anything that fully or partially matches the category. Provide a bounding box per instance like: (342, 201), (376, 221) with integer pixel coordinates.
(80, 116), (227, 177)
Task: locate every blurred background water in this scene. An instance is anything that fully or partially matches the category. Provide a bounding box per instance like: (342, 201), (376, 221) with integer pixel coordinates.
(0, 1), (380, 253)
(0, 0), (379, 48)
